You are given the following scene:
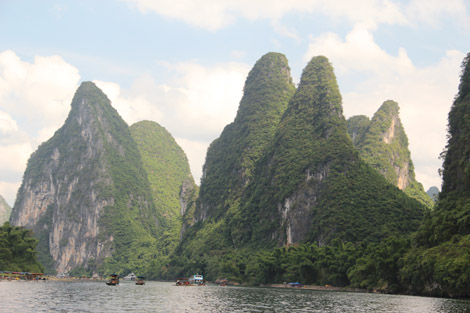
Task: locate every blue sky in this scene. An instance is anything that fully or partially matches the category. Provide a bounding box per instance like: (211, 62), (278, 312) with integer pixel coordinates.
(0, 0), (469, 205)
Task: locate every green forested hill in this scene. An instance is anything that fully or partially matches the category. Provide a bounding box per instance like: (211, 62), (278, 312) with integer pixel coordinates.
(347, 101), (433, 207)
(195, 52), (295, 222)
(401, 52), (470, 298)
(129, 120), (197, 274)
(168, 52), (295, 279)
(233, 57), (425, 247)
(10, 82), (162, 276)
(0, 195), (11, 224)
(168, 55), (426, 287)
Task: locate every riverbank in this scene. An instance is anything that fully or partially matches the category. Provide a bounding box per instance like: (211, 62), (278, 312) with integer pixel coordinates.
(263, 283), (365, 293)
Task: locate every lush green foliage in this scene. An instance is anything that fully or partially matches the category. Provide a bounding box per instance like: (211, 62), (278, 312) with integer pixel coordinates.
(170, 56), (426, 293)
(173, 53), (295, 276)
(0, 195), (11, 225)
(348, 101), (433, 208)
(130, 120), (197, 276)
(400, 52), (470, 297)
(0, 222), (44, 273)
(73, 83), (163, 278)
(196, 52), (295, 221)
(232, 57), (425, 246)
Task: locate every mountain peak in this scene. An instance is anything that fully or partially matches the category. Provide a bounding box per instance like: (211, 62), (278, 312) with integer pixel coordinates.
(348, 100), (433, 207)
(195, 51), (295, 222)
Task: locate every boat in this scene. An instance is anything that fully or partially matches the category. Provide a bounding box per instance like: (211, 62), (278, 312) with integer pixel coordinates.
(188, 274), (205, 286)
(176, 274), (205, 286)
(135, 276), (145, 285)
(123, 272), (136, 281)
(106, 274), (119, 286)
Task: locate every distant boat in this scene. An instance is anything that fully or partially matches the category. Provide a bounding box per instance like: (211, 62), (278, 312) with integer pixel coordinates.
(123, 272), (137, 281)
(176, 274), (205, 286)
(106, 274), (119, 286)
(189, 274), (205, 286)
(135, 276), (145, 285)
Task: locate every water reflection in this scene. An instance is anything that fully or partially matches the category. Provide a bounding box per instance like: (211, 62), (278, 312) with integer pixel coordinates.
(1, 280), (469, 312)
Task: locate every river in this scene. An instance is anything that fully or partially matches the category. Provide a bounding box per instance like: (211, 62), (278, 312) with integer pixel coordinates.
(1, 280), (470, 312)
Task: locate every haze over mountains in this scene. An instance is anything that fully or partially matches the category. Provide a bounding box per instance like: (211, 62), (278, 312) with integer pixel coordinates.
(0, 195), (11, 225)
(7, 51), (470, 298)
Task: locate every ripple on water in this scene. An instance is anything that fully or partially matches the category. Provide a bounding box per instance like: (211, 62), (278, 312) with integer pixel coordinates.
(1, 281), (470, 313)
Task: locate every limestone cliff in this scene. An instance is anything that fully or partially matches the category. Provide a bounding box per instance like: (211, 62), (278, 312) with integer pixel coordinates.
(232, 57), (425, 247)
(347, 100), (433, 207)
(10, 82), (160, 275)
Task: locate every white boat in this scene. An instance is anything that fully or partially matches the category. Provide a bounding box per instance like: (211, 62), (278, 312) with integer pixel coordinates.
(188, 274), (205, 285)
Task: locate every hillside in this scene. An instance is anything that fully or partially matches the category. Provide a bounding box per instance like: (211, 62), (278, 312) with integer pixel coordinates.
(347, 101), (433, 207)
(170, 52), (295, 278)
(402, 52), (470, 298)
(168, 55), (426, 284)
(10, 82), (161, 276)
(233, 57), (426, 247)
(195, 52), (295, 222)
(129, 120), (198, 270)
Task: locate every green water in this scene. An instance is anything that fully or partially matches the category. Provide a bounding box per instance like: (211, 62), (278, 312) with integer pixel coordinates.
(1, 280), (470, 312)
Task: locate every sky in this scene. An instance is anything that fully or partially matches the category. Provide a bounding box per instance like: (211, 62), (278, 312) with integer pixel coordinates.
(0, 0), (469, 206)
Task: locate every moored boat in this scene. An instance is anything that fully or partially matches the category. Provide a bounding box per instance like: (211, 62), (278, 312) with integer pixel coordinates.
(189, 274), (205, 286)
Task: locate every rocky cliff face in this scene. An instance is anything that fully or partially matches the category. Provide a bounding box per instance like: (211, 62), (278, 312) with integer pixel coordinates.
(0, 195), (11, 224)
(347, 101), (432, 207)
(10, 82), (160, 274)
(232, 56), (425, 247)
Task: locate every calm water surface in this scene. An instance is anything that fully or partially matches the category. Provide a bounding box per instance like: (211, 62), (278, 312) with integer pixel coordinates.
(1, 280), (470, 312)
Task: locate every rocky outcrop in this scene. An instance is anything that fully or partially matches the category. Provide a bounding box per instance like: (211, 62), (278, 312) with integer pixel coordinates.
(10, 82), (159, 274)
(233, 56), (426, 247)
(347, 100), (432, 207)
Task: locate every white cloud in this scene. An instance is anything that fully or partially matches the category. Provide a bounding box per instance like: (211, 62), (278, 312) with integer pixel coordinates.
(122, 0), (469, 31)
(0, 111), (18, 134)
(304, 26), (463, 190)
(405, 0), (470, 28)
(0, 142), (33, 177)
(0, 50), (80, 204)
(96, 61), (250, 183)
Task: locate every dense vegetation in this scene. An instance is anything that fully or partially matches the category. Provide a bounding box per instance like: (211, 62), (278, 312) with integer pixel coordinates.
(195, 52), (295, 222)
(77, 83), (164, 277)
(399, 52), (470, 298)
(347, 101), (433, 207)
(166, 53), (296, 278)
(0, 195), (11, 224)
(232, 57), (425, 247)
(168, 56), (426, 288)
(11, 82), (163, 277)
(10, 52), (470, 299)
(0, 222), (43, 273)
(130, 120), (198, 276)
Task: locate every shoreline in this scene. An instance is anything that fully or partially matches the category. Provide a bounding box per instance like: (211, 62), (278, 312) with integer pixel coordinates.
(262, 283), (366, 293)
